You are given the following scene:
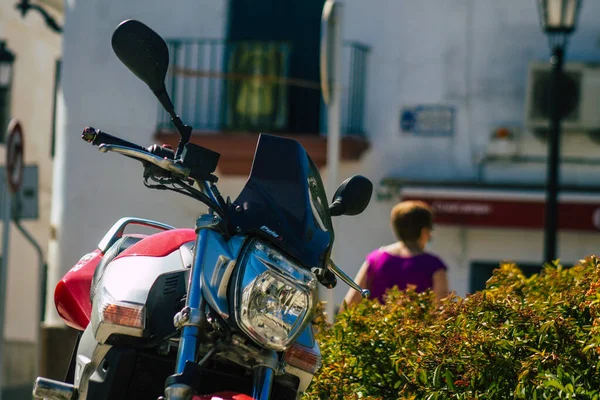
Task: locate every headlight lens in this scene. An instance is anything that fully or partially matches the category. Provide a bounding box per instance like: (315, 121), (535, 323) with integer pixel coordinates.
(234, 241), (317, 351)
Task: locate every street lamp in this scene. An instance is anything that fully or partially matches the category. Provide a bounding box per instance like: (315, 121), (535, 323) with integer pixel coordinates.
(536, 0), (581, 263)
(0, 41), (15, 143)
(15, 0), (63, 34)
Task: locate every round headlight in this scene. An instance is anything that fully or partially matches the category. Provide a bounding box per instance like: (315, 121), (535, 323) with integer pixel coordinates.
(234, 241), (317, 351)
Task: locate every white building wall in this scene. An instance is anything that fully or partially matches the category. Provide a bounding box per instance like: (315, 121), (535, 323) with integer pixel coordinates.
(342, 0), (600, 181)
(51, 0), (600, 321)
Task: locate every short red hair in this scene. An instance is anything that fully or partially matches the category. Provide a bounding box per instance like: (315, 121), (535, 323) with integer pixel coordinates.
(390, 200), (433, 242)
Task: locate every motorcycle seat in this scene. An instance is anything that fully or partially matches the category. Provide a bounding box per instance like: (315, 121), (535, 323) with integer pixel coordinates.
(90, 235), (143, 302)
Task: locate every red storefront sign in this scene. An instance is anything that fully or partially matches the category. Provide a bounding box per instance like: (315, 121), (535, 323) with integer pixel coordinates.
(401, 194), (600, 232)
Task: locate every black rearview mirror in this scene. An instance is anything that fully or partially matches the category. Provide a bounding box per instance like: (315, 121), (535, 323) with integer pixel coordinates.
(329, 175), (373, 217)
(111, 19), (192, 155)
(111, 19), (170, 95)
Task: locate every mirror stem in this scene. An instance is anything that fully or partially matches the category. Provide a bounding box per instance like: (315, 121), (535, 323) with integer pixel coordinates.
(153, 88), (191, 158)
(327, 260), (370, 298)
(171, 116), (192, 159)
(329, 200), (344, 217)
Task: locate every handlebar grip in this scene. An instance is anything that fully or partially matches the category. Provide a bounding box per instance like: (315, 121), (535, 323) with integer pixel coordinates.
(82, 127), (147, 153)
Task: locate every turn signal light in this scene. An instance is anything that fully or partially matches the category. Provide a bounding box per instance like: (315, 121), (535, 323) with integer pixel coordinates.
(283, 342), (322, 374)
(102, 303), (144, 329)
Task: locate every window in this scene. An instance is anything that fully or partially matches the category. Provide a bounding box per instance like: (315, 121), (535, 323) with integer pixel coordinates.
(469, 261), (544, 293)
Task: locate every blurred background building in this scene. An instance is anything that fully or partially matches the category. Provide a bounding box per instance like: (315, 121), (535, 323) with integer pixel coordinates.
(1, 0), (599, 396)
(0, 0), (62, 397)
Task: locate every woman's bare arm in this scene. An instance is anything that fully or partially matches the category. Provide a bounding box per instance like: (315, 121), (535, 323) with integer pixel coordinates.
(339, 261), (371, 313)
(432, 269), (449, 300)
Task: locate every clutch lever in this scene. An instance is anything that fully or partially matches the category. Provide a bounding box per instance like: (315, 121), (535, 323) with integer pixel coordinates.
(327, 259), (370, 298)
(98, 144), (191, 179)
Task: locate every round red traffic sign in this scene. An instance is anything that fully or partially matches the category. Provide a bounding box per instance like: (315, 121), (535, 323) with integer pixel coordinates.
(5, 119), (24, 193)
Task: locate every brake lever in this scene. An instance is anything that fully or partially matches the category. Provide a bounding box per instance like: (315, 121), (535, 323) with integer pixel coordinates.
(98, 144), (191, 179)
(327, 259), (370, 298)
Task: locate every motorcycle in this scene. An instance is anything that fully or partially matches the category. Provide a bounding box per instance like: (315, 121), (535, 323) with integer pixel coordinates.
(33, 19), (372, 400)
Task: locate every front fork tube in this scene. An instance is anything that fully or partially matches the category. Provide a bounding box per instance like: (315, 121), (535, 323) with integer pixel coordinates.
(166, 217), (212, 400)
(176, 226), (209, 372)
(251, 350), (278, 400)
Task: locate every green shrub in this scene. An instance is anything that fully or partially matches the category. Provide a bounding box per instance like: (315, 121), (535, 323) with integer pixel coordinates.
(303, 256), (600, 400)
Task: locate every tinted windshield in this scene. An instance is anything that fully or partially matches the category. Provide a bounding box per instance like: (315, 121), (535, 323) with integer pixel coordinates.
(228, 134), (333, 269)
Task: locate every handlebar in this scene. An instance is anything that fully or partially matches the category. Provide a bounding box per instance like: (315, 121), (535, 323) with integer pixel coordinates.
(82, 126), (147, 152)
(83, 127), (176, 159)
(81, 126), (225, 216)
(98, 144), (191, 178)
(82, 126), (186, 176)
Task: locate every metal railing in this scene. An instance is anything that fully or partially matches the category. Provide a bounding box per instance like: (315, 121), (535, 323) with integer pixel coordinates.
(158, 39), (369, 136)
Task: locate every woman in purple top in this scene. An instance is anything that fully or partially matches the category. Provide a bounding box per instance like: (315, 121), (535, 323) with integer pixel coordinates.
(341, 200), (449, 310)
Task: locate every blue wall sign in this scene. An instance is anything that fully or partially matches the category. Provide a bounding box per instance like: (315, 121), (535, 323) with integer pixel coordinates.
(400, 105), (455, 136)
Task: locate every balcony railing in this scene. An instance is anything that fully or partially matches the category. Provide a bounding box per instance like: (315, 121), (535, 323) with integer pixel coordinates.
(157, 39), (369, 137)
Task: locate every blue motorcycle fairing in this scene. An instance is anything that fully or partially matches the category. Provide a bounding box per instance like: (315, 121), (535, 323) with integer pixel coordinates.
(199, 231), (246, 320)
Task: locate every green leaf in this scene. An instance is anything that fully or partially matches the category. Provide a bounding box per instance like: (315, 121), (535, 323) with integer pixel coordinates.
(444, 370), (456, 391)
(542, 379), (565, 392)
(419, 369), (428, 385)
(432, 365), (442, 387)
(583, 343), (597, 353)
(565, 383), (574, 393)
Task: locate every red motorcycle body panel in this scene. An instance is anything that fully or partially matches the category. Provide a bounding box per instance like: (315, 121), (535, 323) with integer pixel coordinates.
(54, 228), (196, 331)
(115, 228), (196, 259)
(193, 393), (255, 400)
(54, 249), (103, 331)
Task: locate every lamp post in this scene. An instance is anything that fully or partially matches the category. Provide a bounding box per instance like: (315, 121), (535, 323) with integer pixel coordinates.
(0, 40), (13, 400)
(536, 0), (581, 263)
(0, 41), (15, 143)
